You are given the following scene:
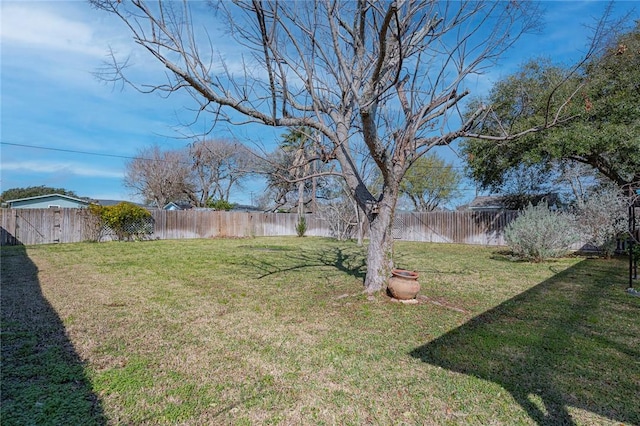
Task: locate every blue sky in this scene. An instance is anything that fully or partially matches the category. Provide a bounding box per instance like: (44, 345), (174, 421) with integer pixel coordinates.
(1, 1), (637, 206)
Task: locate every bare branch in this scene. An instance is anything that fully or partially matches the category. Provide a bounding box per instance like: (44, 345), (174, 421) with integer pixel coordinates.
(92, 0), (603, 292)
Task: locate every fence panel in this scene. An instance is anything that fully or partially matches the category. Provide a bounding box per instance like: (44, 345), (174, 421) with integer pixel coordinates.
(1, 208), (518, 246)
(1, 209), (58, 245)
(392, 210), (518, 245)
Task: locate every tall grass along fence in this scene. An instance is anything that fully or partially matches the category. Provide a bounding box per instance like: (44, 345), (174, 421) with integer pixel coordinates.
(1, 208), (518, 246)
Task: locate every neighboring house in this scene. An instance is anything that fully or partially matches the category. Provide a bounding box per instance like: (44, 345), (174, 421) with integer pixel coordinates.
(461, 195), (508, 212)
(2, 194), (149, 210)
(163, 202), (262, 212)
(3, 194), (93, 209)
(163, 201), (194, 211)
(231, 204), (263, 213)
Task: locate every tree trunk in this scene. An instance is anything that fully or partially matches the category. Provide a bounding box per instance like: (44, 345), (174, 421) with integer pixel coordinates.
(354, 201), (364, 246)
(297, 180), (305, 216)
(311, 175), (317, 214)
(362, 201), (395, 294)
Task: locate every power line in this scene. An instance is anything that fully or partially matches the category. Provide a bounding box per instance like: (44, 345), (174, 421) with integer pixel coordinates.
(0, 141), (191, 164)
(2, 141), (473, 171)
(2, 141), (485, 196)
(2, 141), (143, 161)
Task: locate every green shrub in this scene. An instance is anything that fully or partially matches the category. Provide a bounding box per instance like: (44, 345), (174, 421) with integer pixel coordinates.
(296, 215), (307, 237)
(505, 203), (579, 261)
(91, 203), (153, 241)
(206, 198), (234, 211)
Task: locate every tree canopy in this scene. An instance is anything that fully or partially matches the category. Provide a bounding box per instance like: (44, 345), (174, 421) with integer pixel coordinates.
(124, 140), (255, 208)
(124, 146), (192, 208)
(398, 154), (461, 212)
(462, 23), (640, 194)
(261, 127), (325, 213)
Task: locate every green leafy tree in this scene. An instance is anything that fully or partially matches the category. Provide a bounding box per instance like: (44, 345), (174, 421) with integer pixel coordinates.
(283, 127), (316, 216)
(264, 127), (323, 214)
(205, 198), (234, 211)
(398, 154), (461, 211)
(1, 186), (80, 203)
(463, 24), (640, 193)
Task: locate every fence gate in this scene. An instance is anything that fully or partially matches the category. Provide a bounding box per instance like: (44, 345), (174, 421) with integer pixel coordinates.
(10, 210), (48, 245)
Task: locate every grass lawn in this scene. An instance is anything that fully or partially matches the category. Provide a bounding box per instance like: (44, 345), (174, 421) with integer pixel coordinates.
(1, 237), (638, 425)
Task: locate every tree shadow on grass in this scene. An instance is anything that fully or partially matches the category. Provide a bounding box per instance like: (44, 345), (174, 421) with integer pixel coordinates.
(1, 245), (106, 426)
(245, 245), (367, 281)
(410, 258), (640, 425)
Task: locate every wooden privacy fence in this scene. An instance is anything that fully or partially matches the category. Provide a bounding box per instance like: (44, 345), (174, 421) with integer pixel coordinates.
(392, 210), (518, 245)
(151, 210), (332, 240)
(0, 208), (517, 246)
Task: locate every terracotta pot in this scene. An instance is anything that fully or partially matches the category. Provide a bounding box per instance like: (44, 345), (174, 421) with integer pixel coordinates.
(388, 269), (420, 300)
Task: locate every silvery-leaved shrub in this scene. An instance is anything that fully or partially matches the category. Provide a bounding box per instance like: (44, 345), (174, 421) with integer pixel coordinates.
(505, 203), (580, 261)
(574, 188), (629, 258)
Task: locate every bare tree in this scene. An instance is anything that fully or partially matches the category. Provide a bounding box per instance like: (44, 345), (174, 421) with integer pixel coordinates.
(554, 162), (603, 209)
(93, 0), (603, 293)
(574, 186), (630, 257)
(189, 139), (255, 206)
(259, 150), (297, 212)
(317, 177), (363, 242)
(124, 146), (192, 208)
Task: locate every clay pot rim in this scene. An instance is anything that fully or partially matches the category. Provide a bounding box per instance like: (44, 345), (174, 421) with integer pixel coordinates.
(391, 268), (418, 279)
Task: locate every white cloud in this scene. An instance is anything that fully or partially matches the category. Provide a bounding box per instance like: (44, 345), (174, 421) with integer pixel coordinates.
(0, 3), (106, 57)
(2, 161), (123, 179)
(0, 1), (141, 99)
